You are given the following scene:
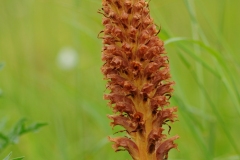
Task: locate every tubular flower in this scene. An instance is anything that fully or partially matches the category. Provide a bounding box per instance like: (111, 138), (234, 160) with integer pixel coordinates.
(99, 0), (179, 159)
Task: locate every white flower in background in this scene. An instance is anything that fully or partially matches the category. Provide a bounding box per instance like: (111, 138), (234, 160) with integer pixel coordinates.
(57, 47), (78, 70)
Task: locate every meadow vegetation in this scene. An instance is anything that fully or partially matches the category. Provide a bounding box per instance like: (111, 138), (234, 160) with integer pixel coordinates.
(0, 0), (240, 159)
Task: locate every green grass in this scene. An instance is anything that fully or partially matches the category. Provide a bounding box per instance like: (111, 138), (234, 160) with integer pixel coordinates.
(0, 0), (240, 159)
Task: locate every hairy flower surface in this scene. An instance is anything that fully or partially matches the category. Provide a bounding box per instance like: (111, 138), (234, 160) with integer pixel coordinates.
(100, 0), (179, 159)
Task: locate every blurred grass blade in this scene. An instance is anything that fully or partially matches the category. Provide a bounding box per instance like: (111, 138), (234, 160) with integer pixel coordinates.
(177, 50), (240, 156)
(2, 152), (24, 160)
(173, 96), (210, 159)
(165, 38), (221, 79)
(166, 37), (240, 116)
(0, 133), (9, 150)
(12, 157), (25, 160)
(173, 52), (211, 158)
(165, 37), (188, 45)
(167, 0), (240, 105)
(3, 152), (12, 160)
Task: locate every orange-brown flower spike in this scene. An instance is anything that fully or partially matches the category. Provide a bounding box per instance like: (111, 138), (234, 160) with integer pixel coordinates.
(100, 0), (179, 159)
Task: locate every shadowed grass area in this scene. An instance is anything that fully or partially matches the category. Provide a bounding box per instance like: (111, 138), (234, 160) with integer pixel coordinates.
(0, 0), (240, 159)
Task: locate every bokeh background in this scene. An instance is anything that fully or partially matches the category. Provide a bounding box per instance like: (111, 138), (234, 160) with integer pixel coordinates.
(1, 0), (240, 159)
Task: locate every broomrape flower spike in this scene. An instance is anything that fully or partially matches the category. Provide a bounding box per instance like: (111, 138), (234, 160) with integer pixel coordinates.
(99, 0), (179, 159)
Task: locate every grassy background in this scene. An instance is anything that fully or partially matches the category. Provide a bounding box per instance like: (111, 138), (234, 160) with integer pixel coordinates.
(0, 0), (240, 159)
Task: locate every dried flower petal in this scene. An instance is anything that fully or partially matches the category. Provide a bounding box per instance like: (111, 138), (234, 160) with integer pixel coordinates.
(156, 135), (180, 160)
(147, 128), (166, 154)
(109, 137), (140, 160)
(108, 115), (138, 132)
(152, 107), (178, 127)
